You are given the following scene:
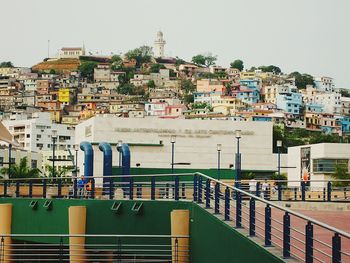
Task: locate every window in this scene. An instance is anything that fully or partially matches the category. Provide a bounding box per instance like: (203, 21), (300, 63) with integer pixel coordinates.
(313, 159), (348, 173)
(31, 160), (37, 169)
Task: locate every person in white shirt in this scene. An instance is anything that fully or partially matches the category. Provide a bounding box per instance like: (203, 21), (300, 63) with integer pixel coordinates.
(261, 180), (269, 199)
(249, 178), (257, 194)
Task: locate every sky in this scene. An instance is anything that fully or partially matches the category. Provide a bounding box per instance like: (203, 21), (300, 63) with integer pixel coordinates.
(1, 0), (349, 87)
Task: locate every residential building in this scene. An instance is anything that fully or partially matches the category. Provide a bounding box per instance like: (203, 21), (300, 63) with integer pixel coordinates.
(314, 76), (334, 92)
(196, 79), (225, 94)
(58, 88), (75, 106)
(340, 97), (350, 116)
(313, 92), (341, 114)
(144, 102), (166, 116)
(276, 86), (302, 115)
(94, 64), (111, 82)
(2, 112), (74, 152)
(211, 96), (247, 115)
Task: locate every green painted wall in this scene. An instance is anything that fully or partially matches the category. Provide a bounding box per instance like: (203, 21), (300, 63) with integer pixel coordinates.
(190, 204), (283, 263)
(0, 198), (283, 263)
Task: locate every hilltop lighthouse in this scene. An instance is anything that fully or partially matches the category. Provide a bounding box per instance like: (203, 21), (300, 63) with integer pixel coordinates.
(154, 31), (166, 58)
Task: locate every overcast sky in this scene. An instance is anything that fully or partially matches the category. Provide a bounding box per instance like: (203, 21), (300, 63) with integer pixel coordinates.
(1, 0), (349, 87)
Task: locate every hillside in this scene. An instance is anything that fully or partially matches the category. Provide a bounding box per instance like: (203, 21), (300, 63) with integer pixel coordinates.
(31, 58), (80, 73)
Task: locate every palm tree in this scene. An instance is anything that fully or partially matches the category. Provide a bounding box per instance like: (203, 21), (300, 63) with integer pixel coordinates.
(0, 157), (41, 179)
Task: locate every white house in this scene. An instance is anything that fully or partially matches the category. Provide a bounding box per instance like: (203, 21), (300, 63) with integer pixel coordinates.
(58, 47), (85, 59)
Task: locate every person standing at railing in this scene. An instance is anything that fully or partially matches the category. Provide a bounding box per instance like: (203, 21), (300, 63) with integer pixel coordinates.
(249, 178), (257, 194)
(86, 179), (92, 197)
(77, 176), (85, 198)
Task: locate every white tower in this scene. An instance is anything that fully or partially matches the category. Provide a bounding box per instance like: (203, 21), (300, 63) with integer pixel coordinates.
(154, 31), (166, 58)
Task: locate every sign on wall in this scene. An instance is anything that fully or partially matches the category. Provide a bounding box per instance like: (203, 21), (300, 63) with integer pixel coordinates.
(300, 147), (311, 186)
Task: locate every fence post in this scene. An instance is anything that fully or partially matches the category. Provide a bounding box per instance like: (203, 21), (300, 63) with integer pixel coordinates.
(193, 174), (198, 202)
(265, 205), (272, 246)
(182, 183), (186, 199)
(198, 176), (203, 204)
(151, 177), (155, 200)
(28, 181), (33, 198)
(294, 188), (297, 201)
(323, 187), (326, 201)
(57, 179), (62, 198)
(327, 181), (332, 202)
(174, 176), (179, 201)
(249, 198), (255, 236)
(305, 221), (313, 263)
(166, 183), (169, 199)
(59, 236), (63, 262)
(42, 179), (47, 198)
(283, 212), (291, 258)
(91, 178), (95, 199)
(129, 177), (133, 200)
(137, 184), (142, 198)
(15, 181), (20, 197)
(332, 233), (341, 263)
(224, 187), (230, 221)
(214, 183), (219, 214)
(278, 183), (282, 201)
(205, 179), (210, 208)
(109, 179), (114, 200)
(256, 182), (260, 197)
(73, 179), (77, 199)
(236, 191), (242, 228)
(301, 181), (306, 201)
(3, 181), (7, 196)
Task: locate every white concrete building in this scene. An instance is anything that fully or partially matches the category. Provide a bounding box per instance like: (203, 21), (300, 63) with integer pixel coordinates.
(2, 112), (75, 152)
(313, 92), (341, 114)
(23, 79), (37, 92)
(145, 102), (167, 116)
(41, 149), (74, 176)
(287, 143), (350, 188)
(58, 47), (85, 59)
(314, 76), (335, 93)
(74, 116), (286, 182)
(154, 31), (166, 58)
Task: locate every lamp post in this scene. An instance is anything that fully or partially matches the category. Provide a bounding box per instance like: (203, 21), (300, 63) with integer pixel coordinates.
(235, 130), (242, 188)
(277, 140), (282, 178)
(74, 144), (79, 178)
(8, 143), (12, 179)
(117, 140), (123, 170)
(170, 135), (176, 174)
(217, 144), (222, 181)
(51, 130), (57, 178)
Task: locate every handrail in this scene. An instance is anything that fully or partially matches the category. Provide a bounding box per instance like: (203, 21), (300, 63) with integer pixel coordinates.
(195, 172), (350, 239)
(0, 234), (189, 238)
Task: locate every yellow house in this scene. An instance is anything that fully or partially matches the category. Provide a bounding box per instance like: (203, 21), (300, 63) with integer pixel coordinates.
(58, 88), (73, 105)
(211, 96), (247, 115)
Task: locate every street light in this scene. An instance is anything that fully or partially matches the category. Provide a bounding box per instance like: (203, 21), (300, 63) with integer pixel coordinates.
(74, 144), (79, 178)
(117, 140), (123, 168)
(51, 130), (57, 178)
(235, 130), (242, 188)
(277, 140), (282, 178)
(217, 144), (222, 181)
(170, 135), (176, 174)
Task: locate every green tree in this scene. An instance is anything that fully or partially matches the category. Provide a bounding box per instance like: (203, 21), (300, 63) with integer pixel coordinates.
(340, 89), (350, 98)
(184, 94), (194, 105)
(45, 165), (70, 178)
(180, 79), (196, 94)
(49, 69), (56, 74)
(192, 102), (212, 111)
(117, 83), (135, 95)
(230, 59), (244, 71)
(0, 61), (14, 68)
(125, 46), (153, 67)
(192, 53), (217, 67)
(0, 157), (41, 179)
(258, 65), (282, 74)
(175, 57), (186, 67)
(111, 55), (123, 70)
(147, 80), (156, 89)
(79, 61), (98, 81)
(150, 63), (166, 73)
(289, 72), (314, 89)
(332, 164), (350, 187)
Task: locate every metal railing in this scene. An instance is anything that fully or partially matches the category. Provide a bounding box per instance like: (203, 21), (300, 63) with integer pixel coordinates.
(0, 234), (189, 262)
(1, 173), (350, 262)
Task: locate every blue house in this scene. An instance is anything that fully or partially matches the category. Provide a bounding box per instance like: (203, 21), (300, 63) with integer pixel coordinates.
(276, 86), (302, 115)
(305, 103), (323, 113)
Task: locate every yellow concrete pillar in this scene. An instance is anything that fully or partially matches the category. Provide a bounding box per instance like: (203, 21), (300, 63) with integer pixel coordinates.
(0, 204), (12, 263)
(68, 206), (86, 263)
(171, 210), (189, 263)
